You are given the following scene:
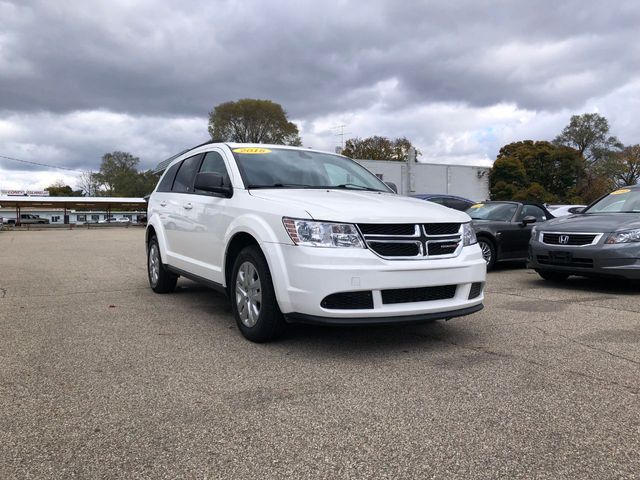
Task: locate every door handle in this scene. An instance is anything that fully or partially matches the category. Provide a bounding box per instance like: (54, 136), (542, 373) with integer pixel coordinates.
(159, 201), (167, 207)
(183, 203), (193, 210)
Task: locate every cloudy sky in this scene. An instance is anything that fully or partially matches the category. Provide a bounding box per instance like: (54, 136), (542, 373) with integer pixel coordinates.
(1, 0), (639, 189)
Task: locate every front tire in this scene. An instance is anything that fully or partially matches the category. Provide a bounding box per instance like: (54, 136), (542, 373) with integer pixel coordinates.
(231, 246), (285, 342)
(478, 238), (496, 271)
(147, 235), (178, 293)
(536, 270), (569, 282)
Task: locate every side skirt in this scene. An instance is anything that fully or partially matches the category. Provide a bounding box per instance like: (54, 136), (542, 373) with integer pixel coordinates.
(165, 265), (228, 297)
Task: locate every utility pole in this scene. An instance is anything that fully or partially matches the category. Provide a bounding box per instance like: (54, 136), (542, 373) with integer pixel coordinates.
(332, 124), (351, 150)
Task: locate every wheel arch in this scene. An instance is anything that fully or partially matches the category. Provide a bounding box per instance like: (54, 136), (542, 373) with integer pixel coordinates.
(224, 232), (261, 290)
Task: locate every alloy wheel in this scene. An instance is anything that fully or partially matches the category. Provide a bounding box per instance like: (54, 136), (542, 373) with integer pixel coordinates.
(235, 261), (262, 328)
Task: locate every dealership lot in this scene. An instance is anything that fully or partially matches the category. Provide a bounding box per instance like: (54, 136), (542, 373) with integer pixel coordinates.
(1, 229), (639, 479)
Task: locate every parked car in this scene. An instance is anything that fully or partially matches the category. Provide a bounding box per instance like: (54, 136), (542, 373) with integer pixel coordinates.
(466, 201), (555, 270)
(546, 205), (586, 217)
(412, 194), (475, 211)
(146, 143), (486, 342)
(529, 186), (640, 281)
(6, 214), (50, 225)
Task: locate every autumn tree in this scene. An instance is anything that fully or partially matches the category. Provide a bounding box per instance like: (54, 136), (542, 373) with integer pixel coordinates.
(489, 141), (583, 202)
(77, 170), (101, 196)
(602, 144), (640, 188)
(208, 99), (301, 145)
(341, 136), (421, 161)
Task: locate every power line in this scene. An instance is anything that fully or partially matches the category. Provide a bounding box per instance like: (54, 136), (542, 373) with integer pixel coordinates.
(0, 154), (83, 173)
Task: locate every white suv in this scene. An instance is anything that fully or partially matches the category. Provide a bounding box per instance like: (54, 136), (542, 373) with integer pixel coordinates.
(146, 143), (486, 342)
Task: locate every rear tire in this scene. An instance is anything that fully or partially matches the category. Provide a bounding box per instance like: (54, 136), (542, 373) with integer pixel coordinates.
(231, 245), (285, 342)
(536, 270), (569, 282)
(147, 235), (178, 293)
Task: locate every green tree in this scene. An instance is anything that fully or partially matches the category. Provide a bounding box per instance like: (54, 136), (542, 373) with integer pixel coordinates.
(554, 113), (622, 166)
(341, 136), (421, 161)
(208, 99), (302, 145)
(95, 151), (157, 197)
(45, 181), (83, 197)
(601, 145), (640, 188)
(489, 141), (583, 202)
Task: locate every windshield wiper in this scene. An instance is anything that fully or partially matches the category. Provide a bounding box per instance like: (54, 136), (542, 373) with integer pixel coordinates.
(330, 183), (382, 192)
(247, 183), (313, 189)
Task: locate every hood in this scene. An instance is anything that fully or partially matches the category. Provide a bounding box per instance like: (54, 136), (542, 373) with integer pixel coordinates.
(249, 189), (470, 223)
(540, 213), (640, 233)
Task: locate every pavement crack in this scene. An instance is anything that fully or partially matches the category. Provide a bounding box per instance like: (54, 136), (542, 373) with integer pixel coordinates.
(0, 288), (6, 299)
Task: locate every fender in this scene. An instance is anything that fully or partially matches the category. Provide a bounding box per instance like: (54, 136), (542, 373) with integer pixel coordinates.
(146, 214), (170, 264)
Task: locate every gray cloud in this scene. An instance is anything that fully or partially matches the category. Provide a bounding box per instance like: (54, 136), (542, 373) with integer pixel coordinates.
(0, 0), (639, 188)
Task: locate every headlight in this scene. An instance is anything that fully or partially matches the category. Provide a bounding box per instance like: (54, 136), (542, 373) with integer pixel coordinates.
(283, 217), (365, 248)
(605, 228), (640, 244)
(462, 222), (477, 246)
(531, 225), (538, 240)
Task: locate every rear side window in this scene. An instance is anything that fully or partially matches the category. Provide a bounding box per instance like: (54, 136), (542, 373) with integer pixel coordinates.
(172, 154), (202, 193)
(519, 205), (547, 221)
(156, 162), (181, 192)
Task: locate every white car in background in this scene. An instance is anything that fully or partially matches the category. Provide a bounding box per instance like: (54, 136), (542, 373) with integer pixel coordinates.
(546, 205), (586, 217)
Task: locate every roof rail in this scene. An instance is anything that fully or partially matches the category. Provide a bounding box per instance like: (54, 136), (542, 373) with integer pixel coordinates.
(153, 139), (226, 174)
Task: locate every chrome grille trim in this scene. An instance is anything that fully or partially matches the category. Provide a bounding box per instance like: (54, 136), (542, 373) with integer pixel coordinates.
(541, 232), (603, 247)
(357, 223), (463, 260)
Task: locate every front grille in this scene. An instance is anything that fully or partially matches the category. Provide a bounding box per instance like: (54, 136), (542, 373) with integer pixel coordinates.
(543, 233), (597, 246)
(358, 224), (416, 236)
(423, 223), (461, 235)
(537, 255), (594, 268)
(427, 242), (460, 256)
(321, 291), (374, 309)
(357, 223), (462, 259)
(368, 242), (421, 257)
(381, 285), (457, 305)
(468, 282), (483, 299)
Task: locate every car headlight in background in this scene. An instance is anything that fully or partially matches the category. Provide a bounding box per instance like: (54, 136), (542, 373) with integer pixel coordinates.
(462, 223), (477, 246)
(283, 218), (365, 248)
(605, 228), (640, 244)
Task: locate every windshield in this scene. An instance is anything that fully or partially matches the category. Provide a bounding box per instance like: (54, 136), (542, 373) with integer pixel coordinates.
(585, 188), (640, 213)
(231, 147), (391, 192)
(466, 203), (517, 221)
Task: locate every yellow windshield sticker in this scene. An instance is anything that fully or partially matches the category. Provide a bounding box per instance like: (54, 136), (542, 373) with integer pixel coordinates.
(232, 147), (272, 154)
(470, 203), (484, 208)
(611, 189), (631, 195)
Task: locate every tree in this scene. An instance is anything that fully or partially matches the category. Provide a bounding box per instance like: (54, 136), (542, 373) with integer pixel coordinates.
(602, 144), (640, 188)
(489, 141), (583, 202)
(77, 170), (101, 196)
(45, 181), (83, 197)
(341, 136), (421, 161)
(94, 151), (158, 197)
(554, 113), (622, 166)
(208, 99), (302, 145)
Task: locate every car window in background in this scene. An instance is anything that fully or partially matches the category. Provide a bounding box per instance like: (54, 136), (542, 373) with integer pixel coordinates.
(518, 205), (547, 221)
(467, 203), (517, 221)
(172, 154), (203, 193)
(449, 198), (474, 211)
(585, 188), (640, 213)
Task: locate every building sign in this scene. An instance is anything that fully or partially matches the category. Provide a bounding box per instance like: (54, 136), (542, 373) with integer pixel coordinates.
(0, 190), (50, 197)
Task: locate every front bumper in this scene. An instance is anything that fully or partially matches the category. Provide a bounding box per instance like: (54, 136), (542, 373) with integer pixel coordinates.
(261, 242), (486, 322)
(529, 239), (640, 279)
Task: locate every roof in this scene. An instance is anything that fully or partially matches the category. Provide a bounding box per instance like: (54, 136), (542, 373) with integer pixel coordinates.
(0, 196), (146, 210)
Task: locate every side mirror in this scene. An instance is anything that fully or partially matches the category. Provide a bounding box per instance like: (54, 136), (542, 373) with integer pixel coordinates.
(521, 215), (537, 226)
(569, 207), (584, 214)
(194, 172), (233, 198)
(385, 181), (398, 193)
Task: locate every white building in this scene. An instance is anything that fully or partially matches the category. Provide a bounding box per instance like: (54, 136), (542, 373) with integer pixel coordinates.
(356, 160), (490, 201)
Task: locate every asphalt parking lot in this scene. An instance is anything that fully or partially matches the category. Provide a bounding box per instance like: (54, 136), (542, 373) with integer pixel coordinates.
(1, 229), (639, 479)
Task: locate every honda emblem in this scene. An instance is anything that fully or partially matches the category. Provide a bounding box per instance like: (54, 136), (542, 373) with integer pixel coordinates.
(558, 235), (570, 245)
